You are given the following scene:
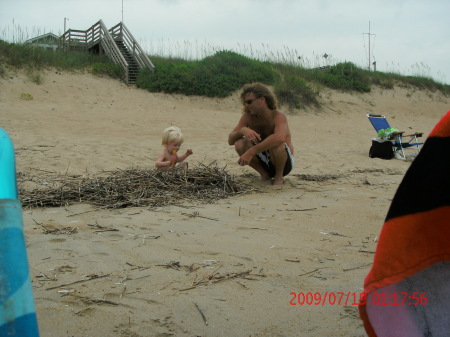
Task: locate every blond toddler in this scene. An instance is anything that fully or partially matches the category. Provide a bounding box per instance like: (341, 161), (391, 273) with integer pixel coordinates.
(155, 126), (193, 170)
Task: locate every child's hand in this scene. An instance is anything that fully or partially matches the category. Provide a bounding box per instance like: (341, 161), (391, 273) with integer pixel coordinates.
(186, 149), (193, 156)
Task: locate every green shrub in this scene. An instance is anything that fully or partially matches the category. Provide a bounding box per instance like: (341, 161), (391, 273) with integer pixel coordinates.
(137, 50), (276, 97)
(315, 62), (371, 92)
(91, 62), (123, 79)
(137, 62), (195, 93)
(274, 74), (319, 109)
(26, 67), (43, 84)
(20, 93), (33, 100)
(0, 62), (6, 77)
(0, 40), (109, 70)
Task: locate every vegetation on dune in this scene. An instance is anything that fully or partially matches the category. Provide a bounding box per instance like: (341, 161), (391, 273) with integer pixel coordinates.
(136, 51), (275, 98)
(0, 40), (106, 69)
(0, 39), (121, 80)
(0, 39), (448, 110)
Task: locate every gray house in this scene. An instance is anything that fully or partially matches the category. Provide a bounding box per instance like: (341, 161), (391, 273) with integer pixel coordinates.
(25, 33), (59, 51)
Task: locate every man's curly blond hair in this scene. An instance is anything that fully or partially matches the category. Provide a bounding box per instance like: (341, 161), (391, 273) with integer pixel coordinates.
(240, 82), (278, 110)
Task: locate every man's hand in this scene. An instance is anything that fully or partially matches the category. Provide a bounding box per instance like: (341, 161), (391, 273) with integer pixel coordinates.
(242, 127), (261, 144)
(238, 149), (255, 166)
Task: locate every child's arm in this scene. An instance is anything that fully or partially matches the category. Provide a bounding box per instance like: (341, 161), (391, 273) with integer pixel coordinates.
(177, 149), (193, 163)
(155, 151), (172, 169)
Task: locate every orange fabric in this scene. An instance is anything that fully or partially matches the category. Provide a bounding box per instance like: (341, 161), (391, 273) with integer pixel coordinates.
(429, 110), (450, 138)
(364, 206), (450, 294)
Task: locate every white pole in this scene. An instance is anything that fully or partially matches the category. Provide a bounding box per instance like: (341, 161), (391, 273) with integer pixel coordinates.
(363, 21), (375, 71)
(368, 21), (371, 71)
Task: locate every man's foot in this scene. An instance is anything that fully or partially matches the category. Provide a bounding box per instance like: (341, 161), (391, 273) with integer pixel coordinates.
(272, 177), (284, 185)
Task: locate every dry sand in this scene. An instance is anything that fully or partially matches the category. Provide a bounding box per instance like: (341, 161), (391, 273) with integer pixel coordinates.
(1, 69), (448, 337)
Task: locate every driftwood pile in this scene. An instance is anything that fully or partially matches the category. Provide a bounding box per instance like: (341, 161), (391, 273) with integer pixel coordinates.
(18, 163), (252, 209)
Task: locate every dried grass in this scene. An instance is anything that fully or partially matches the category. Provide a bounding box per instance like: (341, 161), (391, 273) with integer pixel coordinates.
(18, 162), (253, 209)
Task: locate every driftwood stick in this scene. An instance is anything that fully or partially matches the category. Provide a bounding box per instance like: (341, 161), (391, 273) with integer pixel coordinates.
(73, 294), (119, 306)
(212, 270), (251, 284)
(187, 265), (222, 288)
(358, 249), (375, 254)
(298, 269), (319, 277)
(133, 274), (152, 280)
(179, 285), (196, 292)
(236, 280), (250, 289)
(343, 262), (373, 272)
(286, 208), (317, 211)
(206, 265), (223, 279)
(179, 268), (251, 291)
(88, 222), (119, 233)
(194, 302), (208, 326)
(46, 274), (110, 290)
(68, 207), (105, 217)
(159, 281), (174, 290)
(181, 212), (219, 221)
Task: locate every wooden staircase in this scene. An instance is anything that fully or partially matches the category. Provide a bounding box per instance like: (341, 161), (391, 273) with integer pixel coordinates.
(115, 40), (140, 84)
(60, 20), (154, 85)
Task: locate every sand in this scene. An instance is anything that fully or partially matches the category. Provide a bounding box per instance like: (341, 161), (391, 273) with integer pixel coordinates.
(1, 69), (448, 337)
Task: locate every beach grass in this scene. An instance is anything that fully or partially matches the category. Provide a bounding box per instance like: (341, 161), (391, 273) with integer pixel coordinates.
(1, 26), (448, 109)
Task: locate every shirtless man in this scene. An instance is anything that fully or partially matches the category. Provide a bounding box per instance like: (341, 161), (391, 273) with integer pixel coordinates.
(228, 83), (295, 185)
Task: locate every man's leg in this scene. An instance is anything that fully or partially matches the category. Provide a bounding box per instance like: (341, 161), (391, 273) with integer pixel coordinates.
(269, 143), (288, 185)
(234, 138), (271, 181)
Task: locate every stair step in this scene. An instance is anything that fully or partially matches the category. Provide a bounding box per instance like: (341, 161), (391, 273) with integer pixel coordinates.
(107, 35), (151, 84)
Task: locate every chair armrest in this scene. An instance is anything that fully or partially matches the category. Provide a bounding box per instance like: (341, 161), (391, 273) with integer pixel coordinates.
(389, 131), (405, 139)
(402, 132), (423, 138)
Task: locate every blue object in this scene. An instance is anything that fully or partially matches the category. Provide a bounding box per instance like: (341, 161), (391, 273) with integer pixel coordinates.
(0, 128), (18, 199)
(367, 114), (424, 159)
(0, 128), (40, 336)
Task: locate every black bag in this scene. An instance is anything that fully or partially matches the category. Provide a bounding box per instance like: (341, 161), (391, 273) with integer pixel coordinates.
(369, 140), (394, 159)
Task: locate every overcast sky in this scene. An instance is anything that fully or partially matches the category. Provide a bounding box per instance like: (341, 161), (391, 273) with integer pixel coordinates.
(1, 0), (449, 84)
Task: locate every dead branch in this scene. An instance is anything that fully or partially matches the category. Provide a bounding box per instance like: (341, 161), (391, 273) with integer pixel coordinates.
(194, 302), (208, 326)
(45, 273), (110, 290)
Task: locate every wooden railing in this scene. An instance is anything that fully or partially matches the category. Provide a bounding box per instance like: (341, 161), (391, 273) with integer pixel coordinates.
(60, 20), (154, 83)
(109, 22), (155, 72)
(95, 20), (129, 81)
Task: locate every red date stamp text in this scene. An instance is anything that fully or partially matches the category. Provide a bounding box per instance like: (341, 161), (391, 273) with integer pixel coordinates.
(289, 291), (428, 306)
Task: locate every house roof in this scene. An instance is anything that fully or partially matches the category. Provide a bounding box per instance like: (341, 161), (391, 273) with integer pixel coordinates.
(25, 33), (59, 44)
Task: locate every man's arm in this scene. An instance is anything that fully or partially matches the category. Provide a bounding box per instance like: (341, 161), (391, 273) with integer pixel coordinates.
(228, 115), (250, 145)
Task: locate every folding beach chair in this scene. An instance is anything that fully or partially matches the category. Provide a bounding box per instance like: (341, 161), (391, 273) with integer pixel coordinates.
(367, 114), (423, 160)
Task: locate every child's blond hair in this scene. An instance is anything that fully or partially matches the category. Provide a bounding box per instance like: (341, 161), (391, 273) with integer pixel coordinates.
(162, 126), (184, 145)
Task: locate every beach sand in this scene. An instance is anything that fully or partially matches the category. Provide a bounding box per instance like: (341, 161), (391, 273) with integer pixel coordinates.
(1, 69), (448, 337)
